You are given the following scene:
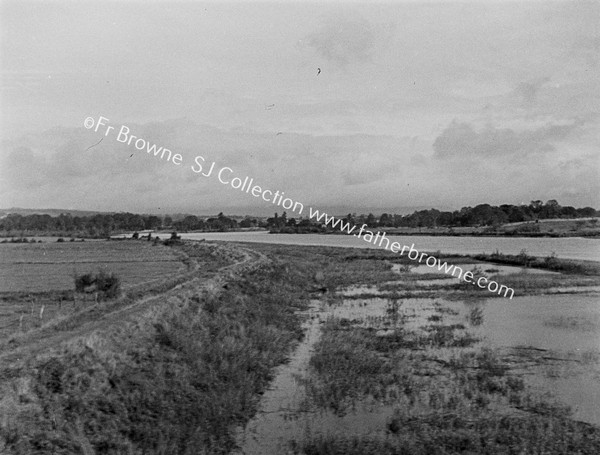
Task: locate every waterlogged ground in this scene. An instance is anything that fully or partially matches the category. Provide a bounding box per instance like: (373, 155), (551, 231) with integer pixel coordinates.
(235, 250), (600, 454)
(235, 299), (397, 455)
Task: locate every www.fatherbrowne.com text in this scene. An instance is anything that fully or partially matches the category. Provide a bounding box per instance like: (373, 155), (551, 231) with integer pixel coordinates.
(83, 115), (515, 299)
(306, 210), (514, 299)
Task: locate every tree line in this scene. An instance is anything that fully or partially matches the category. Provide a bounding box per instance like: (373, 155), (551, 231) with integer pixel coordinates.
(0, 200), (597, 237)
(362, 200), (598, 229)
(266, 200), (598, 232)
(0, 212), (260, 237)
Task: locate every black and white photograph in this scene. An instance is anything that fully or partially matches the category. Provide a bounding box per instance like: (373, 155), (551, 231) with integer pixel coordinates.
(1, 1), (599, 453)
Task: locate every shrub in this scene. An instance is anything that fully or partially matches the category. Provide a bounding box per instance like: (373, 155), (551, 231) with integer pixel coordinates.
(74, 271), (121, 300)
(163, 231), (182, 246)
(544, 251), (558, 269)
(74, 273), (95, 292)
(94, 271), (121, 299)
(468, 306), (484, 326)
(517, 248), (531, 266)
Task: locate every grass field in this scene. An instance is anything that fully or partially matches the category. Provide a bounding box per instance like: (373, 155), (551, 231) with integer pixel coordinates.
(0, 240), (184, 293)
(0, 240), (187, 341)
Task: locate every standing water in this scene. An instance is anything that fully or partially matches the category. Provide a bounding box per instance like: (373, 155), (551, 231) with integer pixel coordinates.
(234, 299), (394, 454)
(234, 301), (324, 454)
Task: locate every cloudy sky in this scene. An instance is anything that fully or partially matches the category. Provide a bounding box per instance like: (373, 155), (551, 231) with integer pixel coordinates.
(1, 0), (598, 215)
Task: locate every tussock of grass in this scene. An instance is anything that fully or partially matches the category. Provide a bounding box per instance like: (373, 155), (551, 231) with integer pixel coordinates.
(302, 320), (398, 414)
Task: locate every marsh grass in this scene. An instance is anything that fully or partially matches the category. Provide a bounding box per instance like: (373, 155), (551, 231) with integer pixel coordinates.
(475, 252), (600, 276)
(295, 293), (600, 454)
(494, 272), (600, 292)
(467, 306), (484, 326)
(301, 319), (398, 415)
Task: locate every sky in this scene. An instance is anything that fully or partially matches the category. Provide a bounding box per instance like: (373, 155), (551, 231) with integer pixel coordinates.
(1, 0), (599, 215)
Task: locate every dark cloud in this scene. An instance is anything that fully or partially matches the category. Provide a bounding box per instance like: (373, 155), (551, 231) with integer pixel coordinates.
(433, 120), (580, 159)
(1, 119), (412, 211)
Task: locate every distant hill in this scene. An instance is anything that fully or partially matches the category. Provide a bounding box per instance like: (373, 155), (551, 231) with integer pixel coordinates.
(0, 208), (110, 218)
(0, 206), (435, 219)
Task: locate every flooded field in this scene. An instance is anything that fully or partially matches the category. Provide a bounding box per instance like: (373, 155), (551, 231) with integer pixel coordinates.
(477, 294), (600, 426)
(235, 252), (600, 454)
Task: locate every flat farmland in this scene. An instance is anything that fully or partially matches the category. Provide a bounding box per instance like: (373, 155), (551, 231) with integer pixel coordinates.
(0, 240), (185, 293)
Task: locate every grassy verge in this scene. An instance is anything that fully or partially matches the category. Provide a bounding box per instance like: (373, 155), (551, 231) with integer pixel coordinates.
(0, 244), (310, 454)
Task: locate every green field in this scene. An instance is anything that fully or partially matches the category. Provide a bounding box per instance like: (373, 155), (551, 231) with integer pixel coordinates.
(0, 240), (184, 293)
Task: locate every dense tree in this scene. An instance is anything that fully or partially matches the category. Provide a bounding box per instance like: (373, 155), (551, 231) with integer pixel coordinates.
(379, 213), (393, 227)
(144, 215), (162, 230)
(577, 207), (597, 217)
(239, 217), (258, 228)
(560, 206), (578, 218)
(365, 213), (377, 227)
(540, 199), (561, 219)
